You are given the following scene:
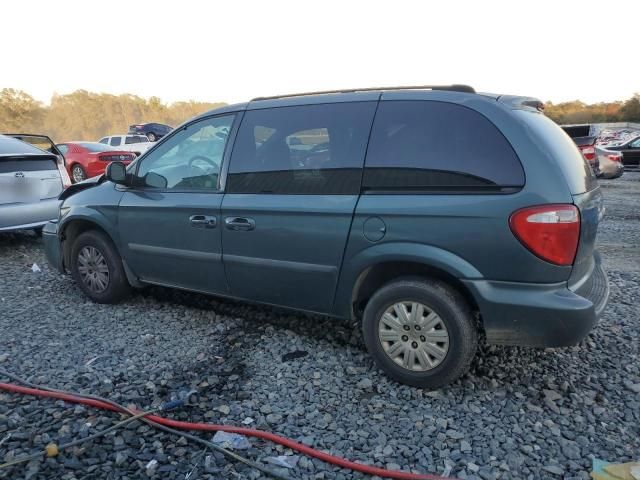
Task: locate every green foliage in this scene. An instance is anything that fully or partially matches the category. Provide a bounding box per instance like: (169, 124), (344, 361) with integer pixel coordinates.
(0, 88), (226, 142)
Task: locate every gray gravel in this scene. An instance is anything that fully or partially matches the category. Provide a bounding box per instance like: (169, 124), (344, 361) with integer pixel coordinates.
(1, 173), (639, 480)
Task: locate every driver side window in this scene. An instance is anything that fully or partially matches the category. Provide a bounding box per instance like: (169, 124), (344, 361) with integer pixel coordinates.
(136, 115), (235, 191)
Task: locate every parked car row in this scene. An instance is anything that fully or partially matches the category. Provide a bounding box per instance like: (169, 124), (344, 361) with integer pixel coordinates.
(561, 125), (626, 178)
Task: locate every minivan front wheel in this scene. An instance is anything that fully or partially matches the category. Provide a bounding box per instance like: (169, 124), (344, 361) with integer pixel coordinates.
(70, 230), (130, 304)
(362, 278), (477, 389)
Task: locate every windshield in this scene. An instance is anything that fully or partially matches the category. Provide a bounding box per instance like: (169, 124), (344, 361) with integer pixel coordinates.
(76, 142), (116, 152)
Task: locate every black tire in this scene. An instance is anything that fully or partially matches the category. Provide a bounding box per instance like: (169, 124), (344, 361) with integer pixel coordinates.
(362, 277), (477, 389)
(70, 230), (130, 304)
(147, 132), (157, 142)
(71, 164), (86, 183)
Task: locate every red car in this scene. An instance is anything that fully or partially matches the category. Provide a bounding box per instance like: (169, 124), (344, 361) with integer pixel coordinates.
(56, 142), (135, 183)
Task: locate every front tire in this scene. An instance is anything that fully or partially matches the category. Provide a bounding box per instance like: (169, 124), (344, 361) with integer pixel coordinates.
(362, 278), (477, 389)
(71, 164), (86, 183)
(70, 230), (130, 304)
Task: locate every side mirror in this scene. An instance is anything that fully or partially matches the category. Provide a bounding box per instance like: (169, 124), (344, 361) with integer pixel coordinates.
(105, 161), (127, 184)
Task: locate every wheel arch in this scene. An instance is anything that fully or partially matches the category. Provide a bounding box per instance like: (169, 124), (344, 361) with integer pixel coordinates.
(334, 242), (483, 322)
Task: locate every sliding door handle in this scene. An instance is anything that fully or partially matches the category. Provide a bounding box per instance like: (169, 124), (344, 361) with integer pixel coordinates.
(225, 217), (255, 231)
(189, 215), (217, 228)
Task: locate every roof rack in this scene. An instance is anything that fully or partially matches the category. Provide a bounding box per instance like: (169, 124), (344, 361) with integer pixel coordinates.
(251, 84), (475, 101)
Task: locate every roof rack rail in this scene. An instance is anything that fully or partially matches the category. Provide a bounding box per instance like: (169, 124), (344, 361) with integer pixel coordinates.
(251, 84), (475, 101)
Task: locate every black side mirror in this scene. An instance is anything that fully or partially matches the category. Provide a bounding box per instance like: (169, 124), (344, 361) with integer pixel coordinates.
(105, 161), (127, 184)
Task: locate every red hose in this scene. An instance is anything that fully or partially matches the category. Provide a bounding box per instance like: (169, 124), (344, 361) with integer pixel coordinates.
(0, 382), (452, 480)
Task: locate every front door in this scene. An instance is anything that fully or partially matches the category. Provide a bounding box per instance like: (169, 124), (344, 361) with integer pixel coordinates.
(221, 101), (377, 313)
(118, 114), (236, 294)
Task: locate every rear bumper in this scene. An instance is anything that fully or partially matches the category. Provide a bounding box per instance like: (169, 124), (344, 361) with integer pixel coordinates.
(0, 198), (60, 232)
(43, 220), (65, 273)
(464, 254), (609, 347)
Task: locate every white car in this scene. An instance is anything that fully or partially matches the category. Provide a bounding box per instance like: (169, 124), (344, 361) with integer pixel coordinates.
(98, 134), (153, 156)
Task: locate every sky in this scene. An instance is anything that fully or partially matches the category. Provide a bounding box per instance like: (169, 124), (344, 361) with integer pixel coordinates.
(2, 0), (638, 106)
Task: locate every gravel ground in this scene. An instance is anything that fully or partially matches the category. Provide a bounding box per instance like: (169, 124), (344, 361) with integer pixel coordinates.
(1, 173), (639, 480)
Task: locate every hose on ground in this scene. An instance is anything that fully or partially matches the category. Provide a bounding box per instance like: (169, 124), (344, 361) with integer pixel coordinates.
(0, 368), (454, 480)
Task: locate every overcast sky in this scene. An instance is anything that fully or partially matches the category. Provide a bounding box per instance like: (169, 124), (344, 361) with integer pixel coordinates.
(3, 0), (638, 105)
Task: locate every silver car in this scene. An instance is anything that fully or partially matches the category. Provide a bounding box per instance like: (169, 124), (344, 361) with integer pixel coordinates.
(0, 134), (70, 233)
(596, 146), (624, 179)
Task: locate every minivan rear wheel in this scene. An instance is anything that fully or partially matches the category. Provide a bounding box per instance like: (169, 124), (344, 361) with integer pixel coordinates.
(362, 278), (477, 389)
(70, 230), (130, 304)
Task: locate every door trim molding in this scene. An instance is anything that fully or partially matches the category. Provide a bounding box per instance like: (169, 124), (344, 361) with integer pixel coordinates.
(223, 254), (337, 274)
(128, 243), (221, 262)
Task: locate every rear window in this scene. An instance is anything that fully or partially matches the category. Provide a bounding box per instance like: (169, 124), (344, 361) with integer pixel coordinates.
(76, 142), (115, 152)
(0, 157), (57, 173)
(516, 111), (597, 194)
(364, 101), (524, 192)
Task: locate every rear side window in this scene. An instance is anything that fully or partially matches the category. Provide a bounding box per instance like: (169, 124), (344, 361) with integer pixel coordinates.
(364, 101), (524, 191)
(125, 136), (139, 144)
(110, 137), (122, 147)
(0, 157), (57, 173)
(99, 138), (109, 144)
(228, 102), (376, 194)
(515, 110), (597, 194)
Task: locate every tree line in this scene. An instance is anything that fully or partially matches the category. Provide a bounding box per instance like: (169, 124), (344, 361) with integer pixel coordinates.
(0, 88), (225, 142)
(544, 94), (640, 125)
(1, 88), (639, 143)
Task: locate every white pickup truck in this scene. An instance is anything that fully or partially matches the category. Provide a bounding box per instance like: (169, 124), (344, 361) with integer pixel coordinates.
(98, 134), (154, 157)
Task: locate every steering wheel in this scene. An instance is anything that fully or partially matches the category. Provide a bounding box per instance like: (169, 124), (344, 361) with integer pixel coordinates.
(188, 155), (218, 173)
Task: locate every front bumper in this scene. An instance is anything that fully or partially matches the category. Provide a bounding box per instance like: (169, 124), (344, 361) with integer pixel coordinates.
(463, 255), (609, 347)
(43, 220), (65, 274)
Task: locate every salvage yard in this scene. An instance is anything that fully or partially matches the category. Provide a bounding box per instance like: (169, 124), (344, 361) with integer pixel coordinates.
(1, 174), (639, 480)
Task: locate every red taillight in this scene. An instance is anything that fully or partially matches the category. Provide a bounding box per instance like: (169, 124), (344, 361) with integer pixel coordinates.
(607, 154), (621, 163)
(57, 157), (71, 189)
(579, 146), (595, 160)
(509, 205), (580, 266)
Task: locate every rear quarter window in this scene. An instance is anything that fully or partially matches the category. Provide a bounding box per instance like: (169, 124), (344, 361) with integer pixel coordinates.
(364, 101), (524, 192)
(515, 110), (597, 194)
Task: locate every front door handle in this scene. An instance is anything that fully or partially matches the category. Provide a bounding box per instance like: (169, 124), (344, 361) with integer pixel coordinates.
(189, 215), (217, 228)
(225, 217), (255, 231)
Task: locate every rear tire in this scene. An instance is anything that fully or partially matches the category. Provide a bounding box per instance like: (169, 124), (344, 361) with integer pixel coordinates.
(71, 164), (86, 183)
(70, 230), (130, 304)
(362, 277), (477, 389)
(147, 132), (157, 142)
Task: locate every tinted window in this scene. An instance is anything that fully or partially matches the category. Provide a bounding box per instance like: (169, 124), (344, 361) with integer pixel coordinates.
(136, 115), (235, 191)
(136, 136), (148, 143)
(228, 102), (376, 194)
(364, 101), (524, 191)
(110, 137), (122, 147)
(0, 157), (57, 173)
(77, 142), (115, 153)
(125, 136), (139, 144)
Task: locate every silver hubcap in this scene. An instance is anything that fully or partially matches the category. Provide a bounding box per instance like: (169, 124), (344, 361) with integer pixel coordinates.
(72, 166), (84, 183)
(378, 301), (450, 371)
(77, 246), (109, 293)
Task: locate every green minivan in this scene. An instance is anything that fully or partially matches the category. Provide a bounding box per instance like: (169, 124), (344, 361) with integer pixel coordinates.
(43, 85), (609, 388)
